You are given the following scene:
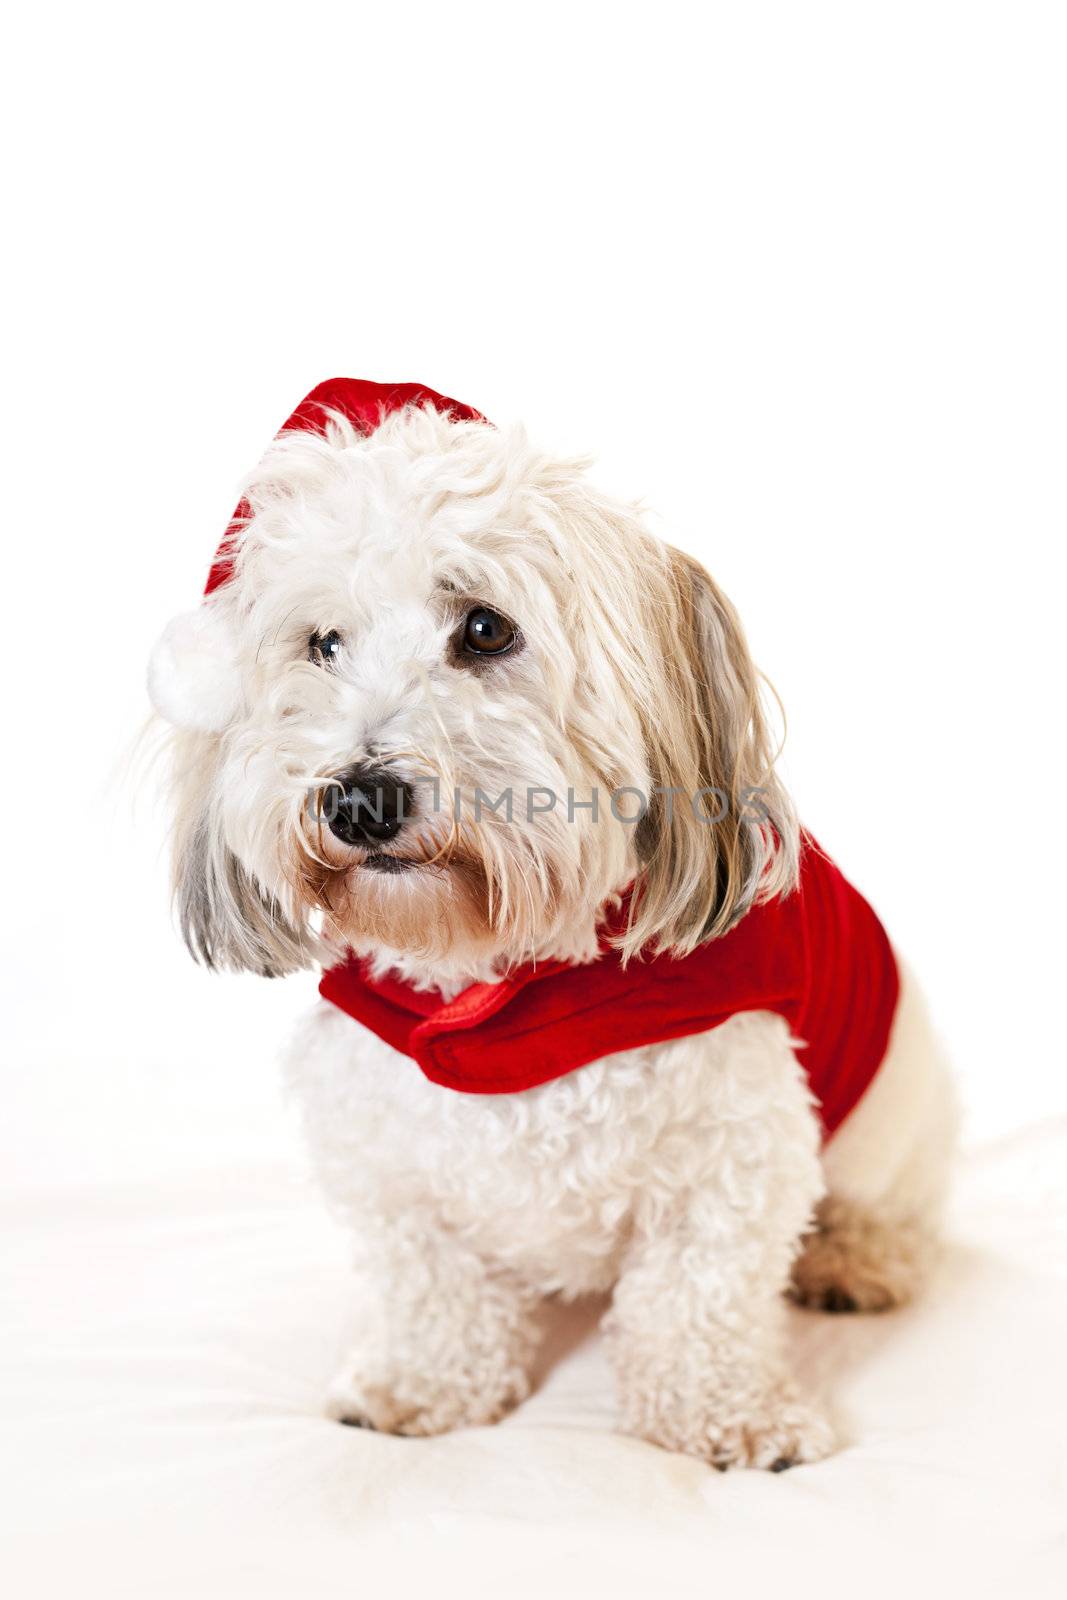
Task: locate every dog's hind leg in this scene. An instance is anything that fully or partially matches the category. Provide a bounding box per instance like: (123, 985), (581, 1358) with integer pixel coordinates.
(790, 964), (958, 1313)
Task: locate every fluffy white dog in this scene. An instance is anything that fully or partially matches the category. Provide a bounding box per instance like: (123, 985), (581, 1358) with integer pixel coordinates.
(149, 379), (956, 1471)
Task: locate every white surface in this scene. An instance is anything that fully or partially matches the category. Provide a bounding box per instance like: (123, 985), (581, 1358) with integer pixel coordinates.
(3, 4), (1067, 1594)
(3, 1124), (1066, 1599)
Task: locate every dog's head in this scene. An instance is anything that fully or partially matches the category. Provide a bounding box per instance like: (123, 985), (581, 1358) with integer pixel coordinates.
(148, 398), (797, 981)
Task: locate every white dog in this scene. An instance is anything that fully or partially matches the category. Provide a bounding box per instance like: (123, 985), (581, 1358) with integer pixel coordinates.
(148, 379), (956, 1471)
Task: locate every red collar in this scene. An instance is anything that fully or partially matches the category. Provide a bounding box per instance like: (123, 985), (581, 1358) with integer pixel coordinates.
(317, 840), (900, 1137)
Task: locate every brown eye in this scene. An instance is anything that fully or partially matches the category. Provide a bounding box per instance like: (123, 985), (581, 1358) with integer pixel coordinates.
(309, 629), (343, 665)
(463, 607), (516, 656)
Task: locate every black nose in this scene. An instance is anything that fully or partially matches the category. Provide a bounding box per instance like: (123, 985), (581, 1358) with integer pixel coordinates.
(324, 766), (414, 847)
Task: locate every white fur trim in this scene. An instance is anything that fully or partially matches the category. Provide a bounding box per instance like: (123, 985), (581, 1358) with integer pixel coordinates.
(147, 606), (242, 732)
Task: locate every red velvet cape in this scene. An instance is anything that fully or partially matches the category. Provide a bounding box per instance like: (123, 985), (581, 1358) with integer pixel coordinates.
(319, 837), (900, 1138)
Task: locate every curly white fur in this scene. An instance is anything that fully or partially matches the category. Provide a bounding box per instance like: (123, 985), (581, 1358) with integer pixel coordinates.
(150, 401), (957, 1470)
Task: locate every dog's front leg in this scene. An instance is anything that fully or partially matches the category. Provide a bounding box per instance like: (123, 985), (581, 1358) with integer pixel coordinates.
(603, 1023), (835, 1470)
(326, 1214), (541, 1436)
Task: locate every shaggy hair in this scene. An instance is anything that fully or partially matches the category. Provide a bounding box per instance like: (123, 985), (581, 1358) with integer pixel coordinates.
(150, 404), (956, 1469)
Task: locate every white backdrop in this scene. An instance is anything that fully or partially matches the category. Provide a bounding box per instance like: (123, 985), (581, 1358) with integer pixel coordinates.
(2, 5), (1066, 1594)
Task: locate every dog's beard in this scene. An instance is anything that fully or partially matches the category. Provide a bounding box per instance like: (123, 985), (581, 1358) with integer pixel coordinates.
(288, 786), (581, 967)
(288, 797), (506, 963)
(297, 848), (494, 962)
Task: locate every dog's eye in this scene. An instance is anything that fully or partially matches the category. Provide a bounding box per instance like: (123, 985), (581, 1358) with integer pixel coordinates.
(462, 608), (516, 656)
(309, 629), (343, 665)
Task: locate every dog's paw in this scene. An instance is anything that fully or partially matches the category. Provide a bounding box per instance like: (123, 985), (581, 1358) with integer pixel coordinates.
(700, 1396), (836, 1471)
(629, 1386), (835, 1472)
(790, 1197), (937, 1313)
(325, 1361), (528, 1437)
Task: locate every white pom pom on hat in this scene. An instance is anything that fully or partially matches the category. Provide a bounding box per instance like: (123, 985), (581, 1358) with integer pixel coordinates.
(147, 605), (244, 733)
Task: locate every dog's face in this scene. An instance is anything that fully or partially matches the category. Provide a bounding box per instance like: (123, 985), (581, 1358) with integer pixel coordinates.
(149, 407), (796, 981)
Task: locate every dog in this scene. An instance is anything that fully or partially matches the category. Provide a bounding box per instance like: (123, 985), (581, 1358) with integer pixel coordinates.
(148, 378), (956, 1470)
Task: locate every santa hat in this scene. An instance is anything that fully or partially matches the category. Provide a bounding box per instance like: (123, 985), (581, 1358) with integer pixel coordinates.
(148, 377), (485, 732)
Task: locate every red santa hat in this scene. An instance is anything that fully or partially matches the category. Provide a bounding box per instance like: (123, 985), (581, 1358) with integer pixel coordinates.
(148, 377), (485, 732)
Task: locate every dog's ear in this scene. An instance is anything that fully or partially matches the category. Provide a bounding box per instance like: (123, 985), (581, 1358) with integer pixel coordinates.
(624, 549), (799, 958)
(168, 730), (311, 977)
(147, 601), (243, 734)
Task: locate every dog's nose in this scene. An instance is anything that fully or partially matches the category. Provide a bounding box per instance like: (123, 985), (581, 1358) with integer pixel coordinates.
(325, 766), (414, 847)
